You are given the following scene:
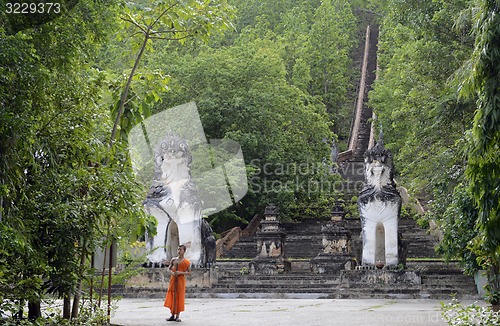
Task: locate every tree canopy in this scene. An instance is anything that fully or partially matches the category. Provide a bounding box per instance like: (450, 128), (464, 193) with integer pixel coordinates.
(0, 0), (236, 321)
(3, 0), (500, 323)
(369, 0), (500, 304)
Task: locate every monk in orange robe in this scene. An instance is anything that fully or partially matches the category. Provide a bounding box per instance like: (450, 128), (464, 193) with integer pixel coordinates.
(164, 245), (191, 322)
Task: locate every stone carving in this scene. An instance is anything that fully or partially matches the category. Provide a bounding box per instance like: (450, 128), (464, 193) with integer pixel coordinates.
(128, 103), (249, 268)
(256, 204), (284, 258)
(251, 204), (290, 274)
(264, 203), (279, 217)
(144, 131), (215, 267)
(201, 219), (216, 267)
(358, 132), (402, 267)
(321, 222), (350, 254)
(311, 220), (354, 273)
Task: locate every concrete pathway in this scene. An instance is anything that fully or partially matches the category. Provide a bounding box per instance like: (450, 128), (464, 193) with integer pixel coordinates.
(110, 298), (472, 326)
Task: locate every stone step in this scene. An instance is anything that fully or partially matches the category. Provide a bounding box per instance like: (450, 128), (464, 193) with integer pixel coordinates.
(334, 288), (423, 300)
(209, 285), (428, 299)
(113, 286), (476, 300)
(113, 265), (480, 300)
(406, 260), (464, 272)
(214, 284), (341, 291)
(209, 286), (335, 294)
(217, 276), (342, 286)
(421, 285), (478, 292)
(418, 287), (478, 299)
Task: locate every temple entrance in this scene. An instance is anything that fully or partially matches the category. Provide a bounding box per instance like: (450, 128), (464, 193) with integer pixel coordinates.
(375, 222), (386, 265)
(166, 221), (180, 261)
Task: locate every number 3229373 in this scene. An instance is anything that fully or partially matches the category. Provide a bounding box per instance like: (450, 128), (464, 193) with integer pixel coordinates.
(6, 2), (61, 14)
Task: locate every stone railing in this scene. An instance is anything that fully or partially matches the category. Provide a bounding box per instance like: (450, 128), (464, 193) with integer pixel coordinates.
(337, 149), (353, 162)
(339, 25), (374, 162)
(215, 226), (242, 258)
(241, 214), (263, 237)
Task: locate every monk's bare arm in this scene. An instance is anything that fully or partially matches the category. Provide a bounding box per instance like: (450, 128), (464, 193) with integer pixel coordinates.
(167, 258), (176, 276)
(179, 264), (191, 277)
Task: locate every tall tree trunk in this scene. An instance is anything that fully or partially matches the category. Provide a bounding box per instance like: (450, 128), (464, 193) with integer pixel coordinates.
(63, 294), (71, 319)
(98, 231), (110, 308)
(107, 242), (114, 323)
(72, 248), (87, 319)
(28, 300), (41, 321)
(90, 254), (94, 308)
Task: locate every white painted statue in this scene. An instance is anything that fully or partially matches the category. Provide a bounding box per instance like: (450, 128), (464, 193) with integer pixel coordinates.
(144, 131), (215, 267)
(358, 132), (401, 267)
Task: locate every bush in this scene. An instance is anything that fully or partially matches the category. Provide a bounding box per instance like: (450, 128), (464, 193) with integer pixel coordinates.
(441, 298), (500, 325)
(0, 298), (114, 326)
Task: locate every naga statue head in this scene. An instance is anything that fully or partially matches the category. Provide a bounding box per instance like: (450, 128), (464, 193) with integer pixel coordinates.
(153, 131), (193, 182)
(363, 131), (395, 189)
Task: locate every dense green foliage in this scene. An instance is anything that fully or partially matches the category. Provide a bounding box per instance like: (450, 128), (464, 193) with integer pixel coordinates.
(370, 0), (500, 303)
(2, 0), (500, 322)
(0, 0), (148, 321)
(369, 0), (475, 194)
(369, 0), (473, 255)
(368, 1), (480, 279)
(1, 0), (235, 322)
(135, 0), (360, 229)
(458, 0), (500, 304)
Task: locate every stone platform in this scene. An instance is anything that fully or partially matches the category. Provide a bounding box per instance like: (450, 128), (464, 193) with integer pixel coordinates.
(113, 260), (479, 300)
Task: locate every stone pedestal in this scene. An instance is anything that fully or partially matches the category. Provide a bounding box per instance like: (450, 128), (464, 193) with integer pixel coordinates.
(311, 220), (354, 273)
(250, 204), (290, 275)
(249, 256), (291, 275)
(311, 253), (353, 273)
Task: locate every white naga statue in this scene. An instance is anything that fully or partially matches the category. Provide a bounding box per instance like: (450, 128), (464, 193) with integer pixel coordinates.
(144, 131), (215, 267)
(358, 133), (402, 267)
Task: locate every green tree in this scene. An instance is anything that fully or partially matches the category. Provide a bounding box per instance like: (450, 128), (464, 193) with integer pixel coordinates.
(0, 0), (148, 321)
(106, 0), (235, 146)
(149, 35), (339, 230)
(436, 183), (480, 274)
(216, 0), (357, 144)
(457, 0), (500, 305)
(277, 7), (312, 92)
(308, 0), (357, 136)
(369, 0), (474, 194)
(370, 0), (500, 306)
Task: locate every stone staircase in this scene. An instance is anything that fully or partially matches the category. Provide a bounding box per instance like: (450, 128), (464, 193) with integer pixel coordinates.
(112, 257), (479, 300)
(400, 218), (440, 259)
(223, 219), (326, 259)
(222, 236), (257, 259)
(410, 261), (479, 299)
(199, 259), (478, 300)
(206, 215), (478, 300)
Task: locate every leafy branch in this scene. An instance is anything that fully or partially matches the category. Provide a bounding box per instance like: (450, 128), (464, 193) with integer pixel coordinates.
(108, 0), (235, 148)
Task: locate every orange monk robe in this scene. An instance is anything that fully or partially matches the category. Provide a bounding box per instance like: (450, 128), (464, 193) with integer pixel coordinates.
(164, 259), (191, 314)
